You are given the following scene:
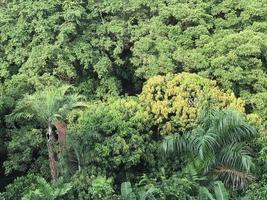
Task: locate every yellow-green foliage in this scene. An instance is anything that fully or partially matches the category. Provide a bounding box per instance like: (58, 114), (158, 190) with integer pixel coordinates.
(140, 72), (245, 135)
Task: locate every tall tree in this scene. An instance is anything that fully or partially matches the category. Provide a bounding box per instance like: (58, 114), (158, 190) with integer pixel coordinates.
(10, 85), (86, 180)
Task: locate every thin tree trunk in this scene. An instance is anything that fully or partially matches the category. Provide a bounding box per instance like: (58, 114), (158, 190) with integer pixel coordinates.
(47, 123), (58, 181)
(55, 121), (71, 175)
(55, 121), (67, 151)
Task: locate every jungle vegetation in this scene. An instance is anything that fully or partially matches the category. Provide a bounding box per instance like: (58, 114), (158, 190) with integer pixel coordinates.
(0, 0), (267, 199)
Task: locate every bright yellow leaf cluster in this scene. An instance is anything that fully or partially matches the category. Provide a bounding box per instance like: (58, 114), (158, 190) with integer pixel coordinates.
(140, 72), (245, 135)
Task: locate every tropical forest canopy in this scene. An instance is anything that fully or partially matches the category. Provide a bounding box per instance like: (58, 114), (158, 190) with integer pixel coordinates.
(0, 0), (267, 199)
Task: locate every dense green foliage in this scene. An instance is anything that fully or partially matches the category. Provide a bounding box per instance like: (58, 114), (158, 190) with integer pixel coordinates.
(0, 0), (266, 199)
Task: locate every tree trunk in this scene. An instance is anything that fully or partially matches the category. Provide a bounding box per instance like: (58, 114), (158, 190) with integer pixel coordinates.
(47, 123), (58, 181)
(55, 121), (67, 151)
(55, 121), (70, 175)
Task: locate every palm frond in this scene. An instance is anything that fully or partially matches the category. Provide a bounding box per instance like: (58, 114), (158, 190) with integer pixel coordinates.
(162, 106), (256, 191)
(212, 109), (256, 145)
(191, 128), (219, 160)
(162, 133), (190, 154)
(219, 143), (253, 172)
(214, 166), (255, 190)
(9, 85), (86, 125)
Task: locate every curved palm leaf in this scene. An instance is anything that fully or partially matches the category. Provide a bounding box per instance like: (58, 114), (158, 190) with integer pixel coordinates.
(212, 110), (256, 145)
(219, 143), (253, 172)
(9, 85), (86, 125)
(214, 166), (255, 190)
(162, 107), (257, 190)
(162, 133), (191, 154)
(191, 128), (219, 160)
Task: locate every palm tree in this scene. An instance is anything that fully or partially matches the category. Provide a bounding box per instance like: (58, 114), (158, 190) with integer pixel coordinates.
(163, 106), (256, 190)
(11, 85), (86, 180)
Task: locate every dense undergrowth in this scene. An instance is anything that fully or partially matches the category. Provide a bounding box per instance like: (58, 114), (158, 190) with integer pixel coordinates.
(0, 0), (267, 199)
